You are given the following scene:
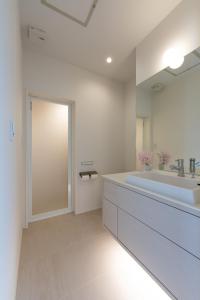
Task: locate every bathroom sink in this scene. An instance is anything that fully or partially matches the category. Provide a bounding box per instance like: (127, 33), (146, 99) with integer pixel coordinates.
(125, 171), (200, 205)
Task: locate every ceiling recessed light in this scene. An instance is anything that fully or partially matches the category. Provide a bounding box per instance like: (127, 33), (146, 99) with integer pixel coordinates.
(106, 57), (112, 64)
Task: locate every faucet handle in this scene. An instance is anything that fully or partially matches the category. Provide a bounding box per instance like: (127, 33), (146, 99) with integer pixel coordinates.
(171, 159), (185, 176)
(190, 158), (196, 177)
(175, 159), (184, 167)
(190, 158), (196, 162)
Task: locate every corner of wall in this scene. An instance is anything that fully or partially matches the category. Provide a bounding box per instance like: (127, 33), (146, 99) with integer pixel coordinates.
(124, 73), (137, 172)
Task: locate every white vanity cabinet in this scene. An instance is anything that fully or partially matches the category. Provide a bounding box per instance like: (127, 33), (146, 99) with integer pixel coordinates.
(103, 198), (117, 237)
(103, 180), (200, 300)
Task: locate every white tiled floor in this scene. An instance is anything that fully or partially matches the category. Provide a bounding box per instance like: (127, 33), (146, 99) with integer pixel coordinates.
(16, 209), (172, 300)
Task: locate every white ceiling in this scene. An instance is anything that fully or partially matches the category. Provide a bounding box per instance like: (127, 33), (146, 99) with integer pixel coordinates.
(41, 0), (97, 26)
(43, 0), (94, 22)
(19, 0), (182, 82)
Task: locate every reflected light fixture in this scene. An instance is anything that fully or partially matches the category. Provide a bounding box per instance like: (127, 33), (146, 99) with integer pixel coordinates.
(164, 48), (184, 69)
(106, 57), (112, 64)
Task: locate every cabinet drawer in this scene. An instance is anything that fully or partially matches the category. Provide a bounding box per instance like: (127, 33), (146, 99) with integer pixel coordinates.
(118, 209), (200, 300)
(104, 181), (119, 206)
(103, 198), (117, 237)
(105, 181), (200, 259)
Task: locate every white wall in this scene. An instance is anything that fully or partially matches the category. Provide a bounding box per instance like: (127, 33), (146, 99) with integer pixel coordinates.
(136, 0), (200, 169)
(23, 49), (125, 214)
(0, 0), (24, 299)
(136, 0), (200, 84)
(32, 100), (68, 215)
(124, 76), (137, 171)
(136, 88), (152, 169)
(152, 68), (200, 168)
(136, 88), (152, 118)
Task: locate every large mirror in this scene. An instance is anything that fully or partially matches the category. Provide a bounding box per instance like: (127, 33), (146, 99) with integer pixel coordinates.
(136, 46), (200, 172)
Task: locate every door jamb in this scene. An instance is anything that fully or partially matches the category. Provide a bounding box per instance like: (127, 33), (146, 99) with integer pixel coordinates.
(25, 91), (75, 227)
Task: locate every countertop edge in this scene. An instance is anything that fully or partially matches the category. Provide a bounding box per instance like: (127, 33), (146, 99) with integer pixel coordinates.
(102, 173), (200, 219)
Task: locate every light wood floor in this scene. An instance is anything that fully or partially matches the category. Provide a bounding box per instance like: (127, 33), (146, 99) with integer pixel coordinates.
(16, 209), (171, 300)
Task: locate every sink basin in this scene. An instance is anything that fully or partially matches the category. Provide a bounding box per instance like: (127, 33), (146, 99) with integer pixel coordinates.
(125, 171), (200, 205)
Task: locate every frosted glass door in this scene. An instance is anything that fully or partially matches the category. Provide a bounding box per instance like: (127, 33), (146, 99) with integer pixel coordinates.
(32, 99), (68, 215)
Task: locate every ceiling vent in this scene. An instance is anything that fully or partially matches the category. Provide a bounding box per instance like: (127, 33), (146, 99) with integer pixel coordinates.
(28, 25), (47, 43)
(41, 0), (98, 27)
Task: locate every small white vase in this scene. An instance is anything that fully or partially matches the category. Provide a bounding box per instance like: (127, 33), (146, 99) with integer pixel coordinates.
(159, 163), (165, 171)
(144, 164), (152, 171)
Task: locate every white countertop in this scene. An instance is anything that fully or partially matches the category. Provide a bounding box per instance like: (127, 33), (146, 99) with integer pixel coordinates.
(102, 171), (200, 218)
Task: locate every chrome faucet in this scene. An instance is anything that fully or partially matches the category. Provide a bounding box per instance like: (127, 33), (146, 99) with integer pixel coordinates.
(170, 159), (185, 177)
(189, 158), (196, 178)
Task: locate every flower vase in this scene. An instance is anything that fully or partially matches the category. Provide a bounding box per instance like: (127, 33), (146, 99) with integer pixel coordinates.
(144, 164), (152, 171)
(159, 163), (165, 171)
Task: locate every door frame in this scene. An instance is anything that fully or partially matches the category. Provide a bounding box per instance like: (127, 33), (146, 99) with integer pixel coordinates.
(26, 91), (75, 226)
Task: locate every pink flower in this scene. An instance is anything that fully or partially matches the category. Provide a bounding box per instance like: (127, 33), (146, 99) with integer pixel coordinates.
(157, 151), (171, 165)
(138, 151), (153, 166)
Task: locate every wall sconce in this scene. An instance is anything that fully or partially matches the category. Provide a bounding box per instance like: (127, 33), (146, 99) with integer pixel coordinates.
(164, 48), (184, 69)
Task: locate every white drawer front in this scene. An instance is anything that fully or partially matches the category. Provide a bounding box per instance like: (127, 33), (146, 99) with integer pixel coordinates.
(105, 181), (200, 259)
(103, 198), (117, 237)
(118, 209), (200, 300)
(104, 181), (119, 206)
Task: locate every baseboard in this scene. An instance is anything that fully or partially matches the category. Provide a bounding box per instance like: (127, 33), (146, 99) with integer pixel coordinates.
(30, 207), (73, 222)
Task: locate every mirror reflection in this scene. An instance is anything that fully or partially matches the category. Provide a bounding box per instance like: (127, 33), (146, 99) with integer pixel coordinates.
(136, 47), (200, 173)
